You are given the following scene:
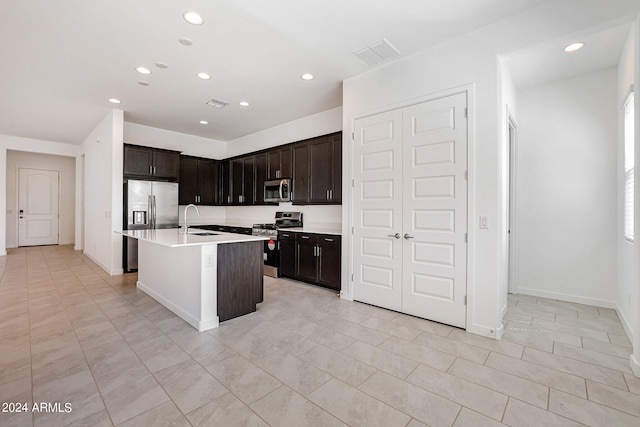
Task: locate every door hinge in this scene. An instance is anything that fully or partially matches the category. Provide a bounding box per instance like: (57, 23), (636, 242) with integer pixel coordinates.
(464, 170), (468, 180)
(351, 226), (354, 234)
(464, 107), (468, 118)
(351, 179), (354, 187)
(464, 296), (467, 305)
(464, 233), (468, 243)
(351, 273), (354, 281)
(351, 132), (355, 140)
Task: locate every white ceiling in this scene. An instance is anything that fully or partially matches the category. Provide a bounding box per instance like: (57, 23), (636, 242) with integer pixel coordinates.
(0, 0), (637, 145)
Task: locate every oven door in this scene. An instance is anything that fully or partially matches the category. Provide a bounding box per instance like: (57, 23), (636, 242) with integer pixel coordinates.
(263, 237), (279, 277)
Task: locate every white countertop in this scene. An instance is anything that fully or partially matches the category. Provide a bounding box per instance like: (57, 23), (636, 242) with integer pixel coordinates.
(117, 228), (267, 247)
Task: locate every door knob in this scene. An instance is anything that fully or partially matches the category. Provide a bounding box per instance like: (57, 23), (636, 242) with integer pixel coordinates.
(404, 234), (414, 239)
(387, 233), (401, 239)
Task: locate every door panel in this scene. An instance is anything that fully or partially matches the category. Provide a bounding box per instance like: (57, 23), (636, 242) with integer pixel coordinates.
(352, 109), (403, 312)
(18, 168), (59, 246)
(401, 93), (467, 328)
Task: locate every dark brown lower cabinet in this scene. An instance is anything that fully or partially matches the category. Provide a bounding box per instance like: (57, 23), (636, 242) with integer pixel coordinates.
(216, 241), (263, 322)
(278, 232), (341, 291)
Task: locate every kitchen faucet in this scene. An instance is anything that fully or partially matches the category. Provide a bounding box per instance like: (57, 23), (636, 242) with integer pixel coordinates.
(183, 204), (200, 234)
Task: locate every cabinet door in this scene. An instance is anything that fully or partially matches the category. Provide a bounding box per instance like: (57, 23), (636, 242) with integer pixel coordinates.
(292, 143), (309, 204)
(198, 159), (219, 205)
(267, 150), (280, 180)
(179, 157), (198, 204)
(331, 135), (342, 202)
(309, 137), (333, 203)
(280, 146), (292, 179)
(219, 161), (230, 205)
(254, 153), (267, 204)
(230, 159), (244, 204)
(317, 235), (341, 290)
(242, 156), (254, 204)
(279, 234), (296, 278)
(124, 145), (153, 176)
(152, 151), (180, 179)
(296, 234), (317, 282)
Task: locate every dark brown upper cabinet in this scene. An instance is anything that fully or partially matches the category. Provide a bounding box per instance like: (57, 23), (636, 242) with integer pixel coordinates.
(291, 132), (342, 205)
(230, 156), (254, 205)
(267, 146), (292, 179)
(124, 144), (180, 181)
(179, 156), (219, 205)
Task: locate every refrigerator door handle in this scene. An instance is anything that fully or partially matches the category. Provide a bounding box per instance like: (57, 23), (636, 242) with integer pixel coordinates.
(152, 195), (157, 228)
(147, 195), (152, 228)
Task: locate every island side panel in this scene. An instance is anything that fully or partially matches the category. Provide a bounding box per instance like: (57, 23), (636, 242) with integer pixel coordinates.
(216, 241), (264, 322)
(137, 239), (207, 329)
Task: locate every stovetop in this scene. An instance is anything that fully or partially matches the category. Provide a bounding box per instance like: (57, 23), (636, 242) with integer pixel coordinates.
(251, 211), (302, 237)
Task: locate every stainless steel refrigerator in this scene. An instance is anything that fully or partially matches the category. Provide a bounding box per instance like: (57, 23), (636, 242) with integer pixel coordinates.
(123, 180), (179, 272)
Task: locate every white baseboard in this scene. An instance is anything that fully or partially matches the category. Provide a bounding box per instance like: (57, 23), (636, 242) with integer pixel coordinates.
(517, 287), (616, 309)
(0, 250), (6, 256)
(615, 302), (635, 346)
(83, 251), (111, 275)
(632, 354), (640, 377)
(467, 322), (500, 340)
(137, 280), (219, 332)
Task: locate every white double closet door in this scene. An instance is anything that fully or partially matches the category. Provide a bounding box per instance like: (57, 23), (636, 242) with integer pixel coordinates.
(352, 92), (468, 328)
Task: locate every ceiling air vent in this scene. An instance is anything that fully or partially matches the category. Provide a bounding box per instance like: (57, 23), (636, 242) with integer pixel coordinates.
(354, 39), (401, 66)
(205, 98), (229, 108)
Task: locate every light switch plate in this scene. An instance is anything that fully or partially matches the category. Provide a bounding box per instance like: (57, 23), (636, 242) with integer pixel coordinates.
(479, 216), (489, 229)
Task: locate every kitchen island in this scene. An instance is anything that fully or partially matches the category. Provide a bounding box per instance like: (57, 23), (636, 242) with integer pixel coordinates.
(118, 228), (267, 331)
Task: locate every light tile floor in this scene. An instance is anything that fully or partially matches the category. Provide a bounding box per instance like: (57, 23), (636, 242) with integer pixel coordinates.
(0, 245), (639, 426)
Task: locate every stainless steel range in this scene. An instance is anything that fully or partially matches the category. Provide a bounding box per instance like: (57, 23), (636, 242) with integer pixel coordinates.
(252, 211), (302, 277)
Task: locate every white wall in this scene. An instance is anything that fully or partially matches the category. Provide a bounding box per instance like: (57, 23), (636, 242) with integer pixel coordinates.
(343, 31), (501, 337)
(6, 151), (76, 247)
(618, 24), (636, 344)
(499, 60), (519, 320)
(225, 107), (342, 158)
(124, 122), (227, 159)
(516, 69), (618, 307)
(82, 110), (124, 274)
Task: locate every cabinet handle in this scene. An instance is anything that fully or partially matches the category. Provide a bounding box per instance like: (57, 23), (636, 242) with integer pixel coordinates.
(326, 190), (329, 199)
(154, 166), (157, 174)
(318, 246), (321, 257)
(301, 235), (310, 239)
(324, 238), (334, 242)
(149, 166), (152, 174)
(330, 190), (333, 199)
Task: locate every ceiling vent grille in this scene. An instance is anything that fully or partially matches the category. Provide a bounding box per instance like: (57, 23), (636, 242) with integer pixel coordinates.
(205, 98), (229, 108)
(354, 39), (401, 66)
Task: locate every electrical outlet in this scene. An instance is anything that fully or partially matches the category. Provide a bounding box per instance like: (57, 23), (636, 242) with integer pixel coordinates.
(205, 254), (214, 268)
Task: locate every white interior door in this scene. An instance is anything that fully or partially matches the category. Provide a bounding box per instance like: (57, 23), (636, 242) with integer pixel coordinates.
(18, 168), (59, 246)
(401, 93), (468, 328)
(352, 109), (404, 311)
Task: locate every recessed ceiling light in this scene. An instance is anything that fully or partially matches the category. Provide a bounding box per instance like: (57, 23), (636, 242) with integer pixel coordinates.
(136, 67), (152, 75)
(196, 72), (211, 80)
(108, 98), (121, 104)
(179, 38), (193, 46)
(301, 73), (314, 81)
(564, 42), (585, 53)
(183, 11), (204, 25)
(138, 81), (149, 86)
(155, 62), (168, 69)
(239, 101), (250, 107)
(199, 120), (209, 125)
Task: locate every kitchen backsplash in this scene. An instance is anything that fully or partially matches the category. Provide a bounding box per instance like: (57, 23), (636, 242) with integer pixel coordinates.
(179, 203), (341, 227)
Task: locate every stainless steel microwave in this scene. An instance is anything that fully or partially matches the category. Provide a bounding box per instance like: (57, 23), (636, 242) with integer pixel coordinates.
(264, 179), (292, 202)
